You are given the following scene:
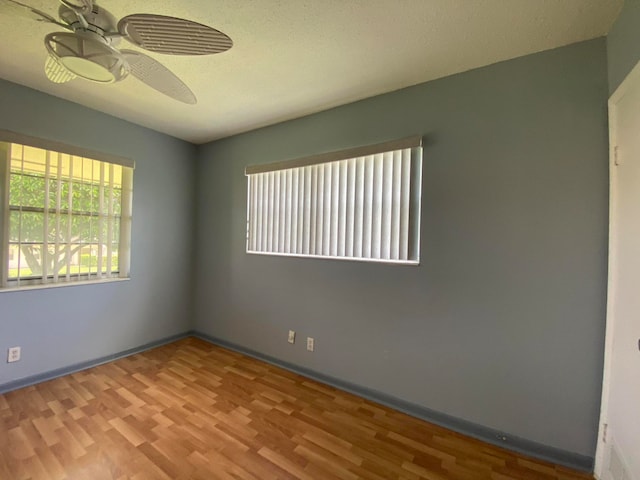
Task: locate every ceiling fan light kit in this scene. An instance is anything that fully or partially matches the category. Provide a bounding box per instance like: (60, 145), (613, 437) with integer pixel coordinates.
(45, 31), (128, 83)
(4, 0), (233, 103)
(44, 54), (76, 83)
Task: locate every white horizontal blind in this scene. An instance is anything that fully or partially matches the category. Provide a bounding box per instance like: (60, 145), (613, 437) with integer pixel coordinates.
(1, 141), (133, 288)
(246, 141), (422, 263)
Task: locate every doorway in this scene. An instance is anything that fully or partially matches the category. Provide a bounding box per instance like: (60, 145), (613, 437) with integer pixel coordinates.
(595, 60), (640, 480)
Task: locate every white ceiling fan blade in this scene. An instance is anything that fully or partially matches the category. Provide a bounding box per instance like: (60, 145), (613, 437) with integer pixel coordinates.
(121, 50), (196, 104)
(0, 0), (69, 28)
(44, 54), (76, 84)
(118, 14), (232, 55)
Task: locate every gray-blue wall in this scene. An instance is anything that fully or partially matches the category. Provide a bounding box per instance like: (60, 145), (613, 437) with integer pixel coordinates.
(607, 0), (640, 94)
(193, 39), (609, 458)
(0, 79), (197, 386)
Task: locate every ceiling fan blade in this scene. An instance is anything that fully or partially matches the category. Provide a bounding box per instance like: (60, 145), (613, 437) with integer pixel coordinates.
(118, 14), (232, 55)
(121, 50), (196, 104)
(44, 54), (76, 83)
(0, 0), (69, 28)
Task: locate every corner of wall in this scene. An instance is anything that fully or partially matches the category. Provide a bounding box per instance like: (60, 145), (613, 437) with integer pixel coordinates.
(607, 0), (640, 94)
(187, 142), (202, 331)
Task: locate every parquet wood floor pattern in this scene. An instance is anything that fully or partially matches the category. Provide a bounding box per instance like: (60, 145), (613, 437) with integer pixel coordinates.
(0, 337), (593, 480)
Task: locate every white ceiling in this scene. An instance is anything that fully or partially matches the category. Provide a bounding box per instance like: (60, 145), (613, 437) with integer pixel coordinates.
(0, 0), (623, 144)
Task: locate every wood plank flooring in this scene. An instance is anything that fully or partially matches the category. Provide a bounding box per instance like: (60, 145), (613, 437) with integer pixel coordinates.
(0, 337), (593, 479)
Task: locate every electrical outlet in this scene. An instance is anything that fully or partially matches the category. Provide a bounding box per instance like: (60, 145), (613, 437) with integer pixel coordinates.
(7, 346), (21, 363)
(306, 337), (314, 352)
(288, 330), (296, 344)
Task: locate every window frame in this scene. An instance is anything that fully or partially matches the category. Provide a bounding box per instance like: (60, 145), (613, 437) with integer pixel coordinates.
(0, 130), (134, 291)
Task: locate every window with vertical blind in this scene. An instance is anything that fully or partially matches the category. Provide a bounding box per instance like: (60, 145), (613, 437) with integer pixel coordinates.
(0, 131), (134, 289)
(245, 136), (422, 264)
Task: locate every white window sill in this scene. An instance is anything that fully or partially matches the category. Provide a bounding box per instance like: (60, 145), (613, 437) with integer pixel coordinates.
(0, 277), (130, 293)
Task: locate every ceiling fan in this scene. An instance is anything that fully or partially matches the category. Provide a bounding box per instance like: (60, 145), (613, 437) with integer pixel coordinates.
(1, 0), (233, 104)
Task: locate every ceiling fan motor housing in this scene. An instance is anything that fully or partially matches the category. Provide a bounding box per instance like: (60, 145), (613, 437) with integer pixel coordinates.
(58, 3), (118, 40)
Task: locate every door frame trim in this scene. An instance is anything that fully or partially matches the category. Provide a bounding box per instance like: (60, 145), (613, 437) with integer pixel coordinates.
(595, 58), (640, 479)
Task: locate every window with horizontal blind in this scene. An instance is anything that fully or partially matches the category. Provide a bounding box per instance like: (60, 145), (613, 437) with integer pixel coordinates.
(0, 132), (134, 289)
(245, 136), (422, 264)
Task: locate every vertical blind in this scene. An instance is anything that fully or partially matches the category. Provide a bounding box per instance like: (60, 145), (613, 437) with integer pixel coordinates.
(245, 137), (422, 263)
(1, 140), (133, 287)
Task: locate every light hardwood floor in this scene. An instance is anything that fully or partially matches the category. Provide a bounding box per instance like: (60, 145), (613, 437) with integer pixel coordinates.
(0, 337), (593, 479)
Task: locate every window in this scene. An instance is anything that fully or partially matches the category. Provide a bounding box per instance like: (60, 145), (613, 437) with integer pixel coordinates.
(0, 132), (134, 289)
(245, 136), (422, 264)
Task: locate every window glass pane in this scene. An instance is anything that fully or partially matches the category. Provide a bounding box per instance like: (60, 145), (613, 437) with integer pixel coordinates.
(59, 153), (71, 178)
(112, 219), (120, 244)
(48, 177), (59, 209)
(22, 147), (46, 173)
(9, 211), (20, 242)
(11, 146), (46, 175)
(87, 216), (96, 244)
(74, 215), (92, 243)
(9, 174), (47, 207)
(10, 211), (45, 242)
(90, 244), (101, 274)
(21, 212), (45, 242)
(68, 242), (84, 275)
(112, 187), (122, 216)
(8, 244), (43, 279)
(82, 158), (93, 182)
(91, 217), (102, 244)
(101, 186), (109, 215)
(55, 251), (70, 277)
(111, 244), (120, 272)
(96, 217), (107, 243)
(112, 165), (122, 187)
(72, 182), (93, 212)
(45, 244), (68, 276)
(79, 245), (97, 274)
(7, 244), (19, 276)
(72, 183), (82, 213)
(71, 156), (83, 181)
(9, 144), (23, 166)
(55, 215), (71, 243)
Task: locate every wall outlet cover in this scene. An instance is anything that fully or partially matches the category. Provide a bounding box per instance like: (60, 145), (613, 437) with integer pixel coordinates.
(288, 330), (296, 344)
(306, 337), (314, 352)
(7, 346), (21, 363)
